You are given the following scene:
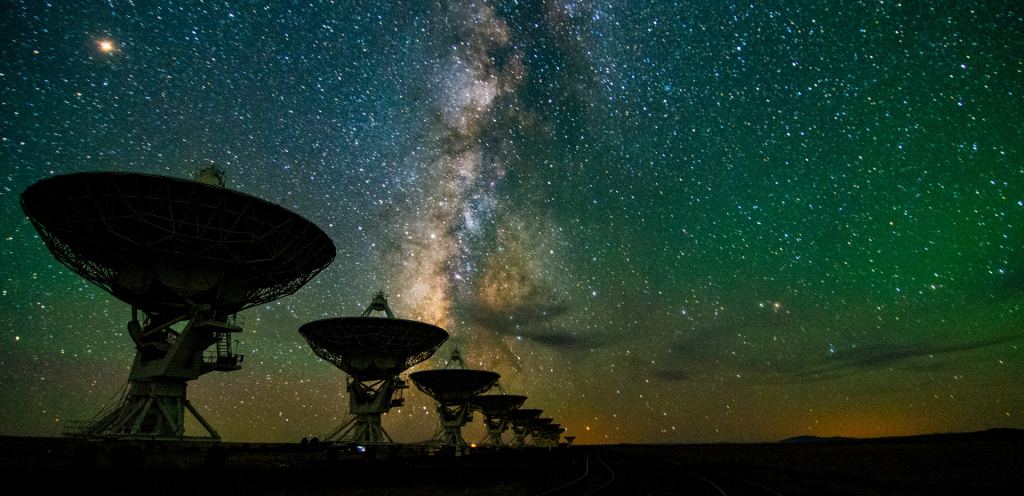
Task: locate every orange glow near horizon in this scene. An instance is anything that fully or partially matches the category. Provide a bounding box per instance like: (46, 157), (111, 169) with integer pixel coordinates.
(809, 413), (942, 440)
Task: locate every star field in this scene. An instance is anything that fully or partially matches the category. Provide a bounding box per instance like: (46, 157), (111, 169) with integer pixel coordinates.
(1, 1), (1022, 444)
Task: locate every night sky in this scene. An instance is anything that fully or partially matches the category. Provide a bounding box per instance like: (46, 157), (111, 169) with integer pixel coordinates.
(2, 1), (1022, 444)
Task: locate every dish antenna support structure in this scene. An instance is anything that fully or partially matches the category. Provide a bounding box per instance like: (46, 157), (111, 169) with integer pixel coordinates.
(473, 393), (526, 448)
(410, 349), (499, 453)
(524, 417), (555, 447)
(534, 424), (565, 448)
(506, 408), (542, 448)
(299, 292), (448, 444)
(20, 169), (336, 440)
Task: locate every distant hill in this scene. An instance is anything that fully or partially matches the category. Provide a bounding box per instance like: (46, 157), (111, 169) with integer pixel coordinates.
(778, 435), (858, 444)
(779, 427), (1024, 444)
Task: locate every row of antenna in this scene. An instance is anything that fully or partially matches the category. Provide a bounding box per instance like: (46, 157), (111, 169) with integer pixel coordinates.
(301, 292), (569, 452)
(20, 169), (571, 450)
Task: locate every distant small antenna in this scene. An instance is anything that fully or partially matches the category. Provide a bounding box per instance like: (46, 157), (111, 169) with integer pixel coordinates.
(360, 291), (395, 318)
(444, 347), (466, 369)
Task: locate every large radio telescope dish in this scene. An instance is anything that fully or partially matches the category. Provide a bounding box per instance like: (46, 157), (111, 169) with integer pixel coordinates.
(299, 317), (447, 381)
(21, 172), (336, 314)
(20, 171), (336, 440)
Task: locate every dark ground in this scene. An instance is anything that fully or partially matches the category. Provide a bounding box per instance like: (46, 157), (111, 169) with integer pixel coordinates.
(0, 431), (1020, 495)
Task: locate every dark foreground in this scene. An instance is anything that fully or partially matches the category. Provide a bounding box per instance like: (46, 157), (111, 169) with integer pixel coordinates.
(0, 433), (1020, 495)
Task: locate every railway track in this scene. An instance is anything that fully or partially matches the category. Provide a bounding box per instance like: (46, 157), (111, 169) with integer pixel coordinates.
(537, 451), (616, 496)
(690, 471), (786, 496)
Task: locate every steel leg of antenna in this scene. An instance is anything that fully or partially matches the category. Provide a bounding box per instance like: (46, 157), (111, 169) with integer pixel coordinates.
(334, 377), (400, 445)
(87, 395), (152, 437)
(80, 409), (119, 437)
(184, 399), (220, 439)
(325, 415), (358, 442)
(154, 397), (181, 436)
(438, 425), (468, 447)
(482, 417), (506, 447)
(484, 430), (503, 447)
(351, 418), (372, 443)
(510, 427), (527, 448)
(129, 397), (155, 435)
(355, 416), (388, 444)
(64, 306), (241, 440)
(380, 424), (394, 443)
(329, 414), (392, 444)
(434, 404), (471, 448)
(78, 379), (214, 439)
(101, 396), (147, 435)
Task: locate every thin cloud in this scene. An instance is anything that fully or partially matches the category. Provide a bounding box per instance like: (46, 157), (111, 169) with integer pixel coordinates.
(777, 333), (1023, 382)
(464, 299), (606, 350)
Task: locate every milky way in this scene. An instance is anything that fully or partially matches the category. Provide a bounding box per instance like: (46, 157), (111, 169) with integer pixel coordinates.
(387, 1), (523, 331)
(1, 1), (1022, 443)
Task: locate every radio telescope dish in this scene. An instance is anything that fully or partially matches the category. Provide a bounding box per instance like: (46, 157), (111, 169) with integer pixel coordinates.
(408, 369), (501, 405)
(21, 172), (335, 314)
(507, 408), (542, 422)
(532, 417), (555, 427)
(21, 170), (335, 440)
(507, 408), (543, 448)
(300, 314), (447, 381)
(409, 348), (500, 453)
(524, 418), (555, 448)
(474, 394), (527, 416)
(534, 424), (566, 448)
(299, 292), (448, 444)
(473, 394), (526, 447)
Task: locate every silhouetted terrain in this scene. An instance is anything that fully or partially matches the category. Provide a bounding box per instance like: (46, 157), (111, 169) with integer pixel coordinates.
(1, 429), (1020, 495)
(779, 427), (1024, 444)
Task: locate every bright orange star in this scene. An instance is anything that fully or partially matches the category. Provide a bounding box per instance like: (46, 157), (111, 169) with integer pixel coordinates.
(97, 39), (115, 53)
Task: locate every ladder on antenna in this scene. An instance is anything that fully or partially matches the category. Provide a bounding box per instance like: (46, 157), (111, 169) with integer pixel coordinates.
(202, 320), (244, 372)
